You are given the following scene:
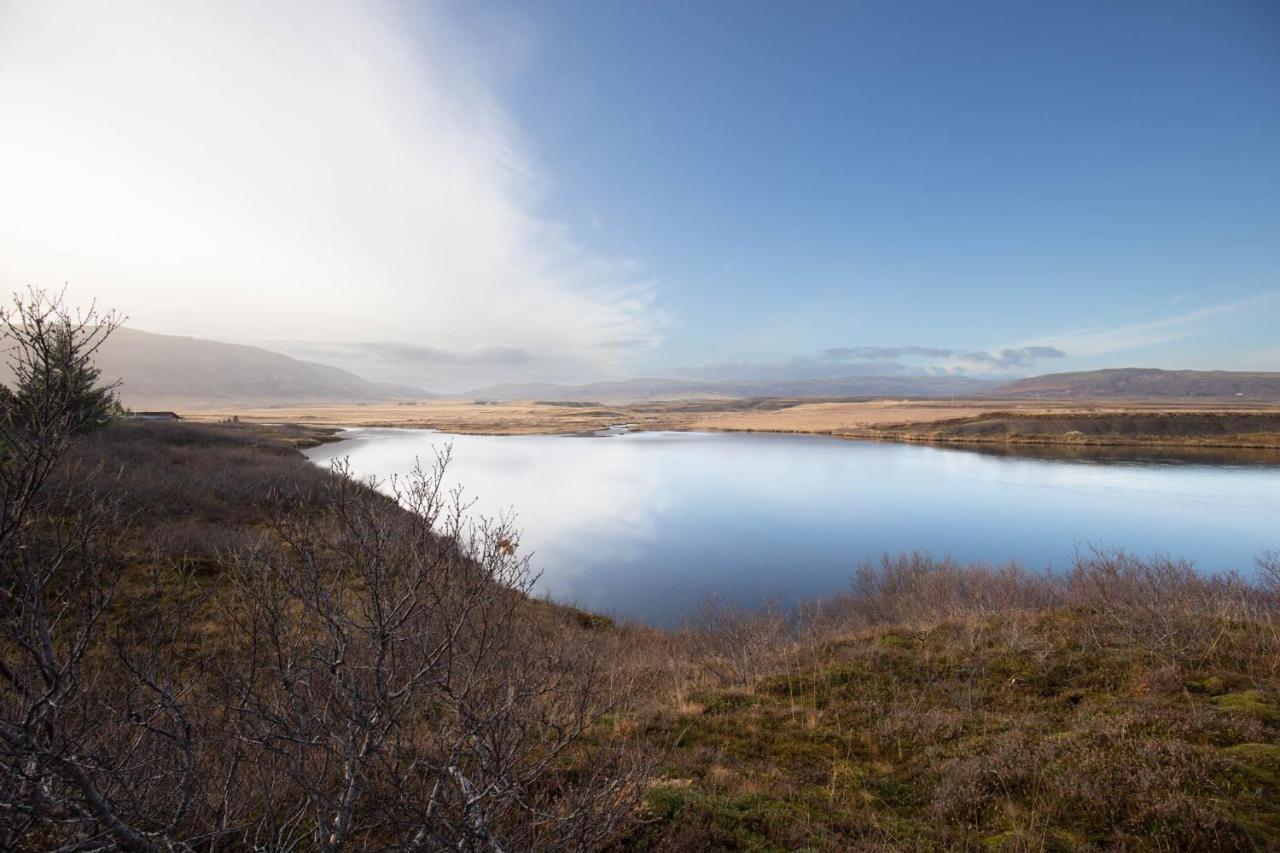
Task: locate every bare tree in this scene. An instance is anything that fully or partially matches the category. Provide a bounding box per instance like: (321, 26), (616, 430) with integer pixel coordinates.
(216, 454), (648, 850)
(688, 595), (790, 688)
(0, 290), (198, 851)
(0, 288), (120, 546)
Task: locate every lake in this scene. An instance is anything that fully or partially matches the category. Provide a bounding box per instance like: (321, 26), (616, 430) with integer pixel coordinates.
(304, 428), (1280, 626)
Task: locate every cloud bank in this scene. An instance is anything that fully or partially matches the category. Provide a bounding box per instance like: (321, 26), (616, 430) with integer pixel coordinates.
(1010, 293), (1279, 361)
(819, 346), (1066, 369)
(0, 0), (660, 390)
(673, 344), (1067, 382)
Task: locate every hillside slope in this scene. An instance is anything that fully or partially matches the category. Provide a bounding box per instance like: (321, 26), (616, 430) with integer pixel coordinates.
(993, 368), (1280, 400)
(3, 327), (430, 409)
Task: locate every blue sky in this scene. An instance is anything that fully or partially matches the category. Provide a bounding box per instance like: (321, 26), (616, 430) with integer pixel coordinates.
(446, 0), (1280, 378)
(2, 0), (1277, 387)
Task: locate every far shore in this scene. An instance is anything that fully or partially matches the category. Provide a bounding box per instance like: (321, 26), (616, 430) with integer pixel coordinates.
(174, 397), (1280, 452)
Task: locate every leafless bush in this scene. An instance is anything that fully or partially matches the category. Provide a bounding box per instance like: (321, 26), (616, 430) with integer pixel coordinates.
(0, 292), (200, 850)
(673, 549), (1280, 704)
(830, 552), (1056, 631)
(1065, 549), (1275, 664)
(1258, 550), (1280, 599)
(211, 454), (649, 849)
(799, 550), (1279, 666)
(5, 446), (652, 849)
(144, 519), (265, 564)
(1, 482), (219, 850)
(686, 596), (791, 688)
(930, 718), (1251, 849)
(58, 421), (330, 524)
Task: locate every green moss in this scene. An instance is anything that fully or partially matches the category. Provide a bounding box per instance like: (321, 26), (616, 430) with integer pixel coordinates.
(1218, 744), (1280, 839)
(564, 606), (614, 630)
(1020, 661), (1087, 697)
(1184, 675), (1228, 695)
(702, 690), (758, 715)
(639, 785), (819, 851)
(867, 773), (923, 808)
(643, 611), (1280, 849)
(1211, 691), (1280, 724)
(1222, 743), (1280, 789)
(644, 783), (698, 821)
(759, 661), (870, 698)
(981, 830), (1019, 850)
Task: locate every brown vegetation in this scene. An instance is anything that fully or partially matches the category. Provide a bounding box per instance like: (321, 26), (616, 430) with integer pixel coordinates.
(868, 410), (1280, 450)
(4, 419), (655, 850)
(638, 552), (1280, 850)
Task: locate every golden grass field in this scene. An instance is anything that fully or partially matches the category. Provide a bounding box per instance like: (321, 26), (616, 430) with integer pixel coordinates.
(180, 398), (1061, 433)
(180, 397), (1280, 449)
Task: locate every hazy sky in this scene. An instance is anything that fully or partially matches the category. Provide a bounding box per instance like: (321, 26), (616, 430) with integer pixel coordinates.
(2, 0), (1278, 390)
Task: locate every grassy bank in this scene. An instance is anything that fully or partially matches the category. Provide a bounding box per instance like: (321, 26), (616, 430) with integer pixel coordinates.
(630, 555), (1280, 850)
(9, 421), (1279, 850)
(862, 410), (1280, 451)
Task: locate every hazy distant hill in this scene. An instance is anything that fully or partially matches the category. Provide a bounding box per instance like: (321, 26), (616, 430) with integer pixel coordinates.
(464, 375), (1001, 403)
(8, 327), (430, 409)
(992, 368), (1280, 400)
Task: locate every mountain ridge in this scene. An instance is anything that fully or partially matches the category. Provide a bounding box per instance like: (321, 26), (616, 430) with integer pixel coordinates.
(990, 368), (1280, 400)
(462, 375), (1003, 403)
(11, 328), (1276, 408)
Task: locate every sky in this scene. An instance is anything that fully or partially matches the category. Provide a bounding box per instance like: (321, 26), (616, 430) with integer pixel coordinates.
(1, 0), (1278, 391)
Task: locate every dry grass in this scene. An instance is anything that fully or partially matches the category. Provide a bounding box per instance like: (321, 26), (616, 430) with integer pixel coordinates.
(180, 399), (632, 433)
(175, 398), (1089, 434)
(871, 410), (1280, 450)
(177, 398), (1280, 451)
(628, 553), (1280, 850)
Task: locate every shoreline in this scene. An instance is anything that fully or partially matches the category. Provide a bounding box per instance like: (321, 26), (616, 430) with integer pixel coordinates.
(184, 398), (1280, 455)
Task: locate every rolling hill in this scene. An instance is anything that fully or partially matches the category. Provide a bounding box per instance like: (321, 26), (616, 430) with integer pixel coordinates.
(991, 368), (1280, 401)
(2, 327), (430, 409)
(12, 326), (1277, 410)
(463, 375), (1002, 403)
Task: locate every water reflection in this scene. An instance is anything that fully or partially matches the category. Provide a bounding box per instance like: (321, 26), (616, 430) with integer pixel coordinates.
(305, 429), (1280, 626)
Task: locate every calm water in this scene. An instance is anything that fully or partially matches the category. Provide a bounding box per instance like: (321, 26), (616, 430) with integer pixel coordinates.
(305, 428), (1280, 626)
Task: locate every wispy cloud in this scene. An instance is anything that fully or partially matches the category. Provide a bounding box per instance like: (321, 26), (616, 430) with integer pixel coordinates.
(0, 0), (661, 386)
(670, 343), (1066, 382)
(820, 346), (1066, 369)
(819, 346), (954, 362)
(347, 342), (535, 368)
(285, 340), (538, 388)
(1012, 292), (1279, 359)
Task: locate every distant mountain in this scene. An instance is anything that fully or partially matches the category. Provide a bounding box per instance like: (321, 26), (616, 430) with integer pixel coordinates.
(992, 368), (1280, 400)
(7, 327), (431, 409)
(464, 375), (1001, 403)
